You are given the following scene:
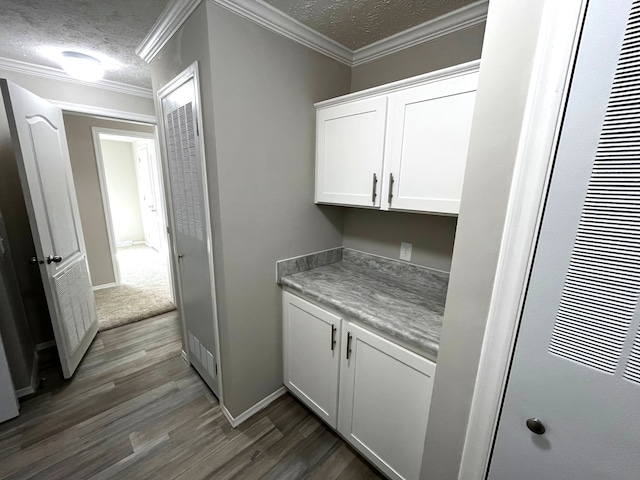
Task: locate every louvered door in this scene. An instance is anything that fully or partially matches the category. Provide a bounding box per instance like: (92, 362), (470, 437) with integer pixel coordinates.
(489, 1), (640, 478)
(159, 64), (220, 398)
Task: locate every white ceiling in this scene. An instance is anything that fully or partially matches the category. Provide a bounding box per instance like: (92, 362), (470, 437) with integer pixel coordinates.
(0, 0), (478, 90)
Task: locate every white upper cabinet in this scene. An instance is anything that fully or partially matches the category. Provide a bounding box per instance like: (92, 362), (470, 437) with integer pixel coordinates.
(315, 61), (479, 215)
(315, 96), (387, 207)
(384, 73), (478, 214)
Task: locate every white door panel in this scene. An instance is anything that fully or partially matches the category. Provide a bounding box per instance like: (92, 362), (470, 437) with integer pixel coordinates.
(283, 292), (341, 428)
(2, 79), (97, 378)
(159, 66), (220, 397)
(316, 97), (387, 207)
(489, 1), (640, 478)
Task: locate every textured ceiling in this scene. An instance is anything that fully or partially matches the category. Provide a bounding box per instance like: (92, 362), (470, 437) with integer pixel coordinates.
(0, 0), (171, 89)
(263, 0), (479, 50)
(0, 0), (478, 89)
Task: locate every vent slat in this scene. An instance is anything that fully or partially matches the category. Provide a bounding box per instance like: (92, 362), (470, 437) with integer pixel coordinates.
(549, 6), (640, 374)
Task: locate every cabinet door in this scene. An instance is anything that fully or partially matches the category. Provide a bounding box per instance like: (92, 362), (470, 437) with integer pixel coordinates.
(283, 292), (341, 428)
(384, 72), (478, 214)
(316, 96), (387, 207)
(338, 321), (436, 480)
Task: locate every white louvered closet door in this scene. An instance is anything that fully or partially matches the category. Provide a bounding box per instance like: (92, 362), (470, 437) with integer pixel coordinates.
(159, 66), (220, 398)
(489, 1), (640, 479)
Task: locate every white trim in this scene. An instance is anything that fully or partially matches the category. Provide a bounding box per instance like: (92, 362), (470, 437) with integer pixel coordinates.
(136, 0), (204, 63)
(457, 1), (588, 479)
(138, 0), (485, 68)
(212, 0), (352, 65)
(50, 101), (157, 124)
(0, 56), (152, 98)
(15, 385), (35, 398)
(315, 60), (480, 109)
(92, 282), (117, 291)
(352, 0), (488, 66)
(36, 340), (56, 352)
(222, 387), (287, 428)
(157, 62), (225, 408)
(181, 349), (189, 363)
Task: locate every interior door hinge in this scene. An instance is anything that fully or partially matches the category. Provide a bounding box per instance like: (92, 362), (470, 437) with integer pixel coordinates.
(196, 119), (200, 137)
(215, 364), (218, 376)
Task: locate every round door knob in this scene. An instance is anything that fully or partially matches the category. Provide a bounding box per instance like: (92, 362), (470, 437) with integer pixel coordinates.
(46, 255), (63, 264)
(526, 418), (546, 435)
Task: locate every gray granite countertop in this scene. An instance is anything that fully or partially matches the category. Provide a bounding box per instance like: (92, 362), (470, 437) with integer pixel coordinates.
(278, 249), (448, 362)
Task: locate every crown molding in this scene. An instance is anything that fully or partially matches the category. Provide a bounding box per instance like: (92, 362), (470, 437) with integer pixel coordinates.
(352, 0), (489, 66)
(0, 57), (152, 98)
(138, 0), (487, 68)
(211, 0), (352, 65)
(136, 0), (204, 63)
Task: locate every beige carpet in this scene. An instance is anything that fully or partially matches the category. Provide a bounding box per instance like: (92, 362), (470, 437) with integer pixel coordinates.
(94, 245), (176, 331)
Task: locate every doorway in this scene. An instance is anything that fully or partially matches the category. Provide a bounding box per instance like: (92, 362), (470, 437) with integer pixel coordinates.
(91, 127), (176, 331)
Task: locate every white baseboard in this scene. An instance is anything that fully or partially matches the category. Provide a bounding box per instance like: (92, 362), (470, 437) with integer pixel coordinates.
(221, 386), (287, 428)
(93, 282), (117, 291)
(36, 340), (56, 351)
(181, 349), (189, 363)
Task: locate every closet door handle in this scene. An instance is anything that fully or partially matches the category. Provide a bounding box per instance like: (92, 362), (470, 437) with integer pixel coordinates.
(346, 332), (352, 360)
(331, 324), (337, 351)
(372, 173), (378, 204)
(388, 173), (395, 205)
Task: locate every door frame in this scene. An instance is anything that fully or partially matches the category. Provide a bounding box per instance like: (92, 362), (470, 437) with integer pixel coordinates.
(457, 1), (589, 478)
(156, 62), (224, 404)
(91, 126), (174, 302)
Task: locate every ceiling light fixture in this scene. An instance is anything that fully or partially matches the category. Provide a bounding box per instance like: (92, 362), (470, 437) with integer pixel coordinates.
(59, 51), (104, 82)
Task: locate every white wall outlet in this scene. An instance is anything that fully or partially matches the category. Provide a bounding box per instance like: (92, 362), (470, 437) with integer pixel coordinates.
(400, 242), (412, 261)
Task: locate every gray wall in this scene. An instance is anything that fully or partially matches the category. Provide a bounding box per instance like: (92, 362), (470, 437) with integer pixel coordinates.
(420, 2), (548, 478)
(150, 1), (350, 417)
(207, 2), (349, 416)
(344, 25), (486, 271)
(64, 114), (154, 287)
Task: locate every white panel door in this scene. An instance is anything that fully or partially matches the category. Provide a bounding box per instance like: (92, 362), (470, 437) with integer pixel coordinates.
(489, 1), (640, 478)
(159, 66), (220, 398)
(1, 79), (98, 379)
(338, 321), (436, 480)
(283, 292), (341, 428)
(384, 73), (477, 214)
(316, 96), (387, 207)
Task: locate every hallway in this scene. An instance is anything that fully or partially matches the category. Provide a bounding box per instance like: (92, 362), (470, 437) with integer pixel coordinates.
(0, 313), (382, 479)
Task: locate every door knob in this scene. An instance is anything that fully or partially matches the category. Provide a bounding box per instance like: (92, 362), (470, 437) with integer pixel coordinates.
(29, 256), (44, 265)
(526, 418), (546, 435)
(46, 255), (63, 264)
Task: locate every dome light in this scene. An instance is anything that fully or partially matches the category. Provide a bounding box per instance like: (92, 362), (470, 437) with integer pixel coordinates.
(59, 51), (104, 82)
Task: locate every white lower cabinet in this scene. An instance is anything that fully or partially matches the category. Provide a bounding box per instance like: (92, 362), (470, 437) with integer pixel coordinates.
(283, 292), (341, 428)
(283, 291), (436, 480)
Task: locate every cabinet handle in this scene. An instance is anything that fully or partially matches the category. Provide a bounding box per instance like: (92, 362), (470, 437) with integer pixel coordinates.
(331, 324), (337, 351)
(346, 332), (352, 360)
(371, 173), (378, 204)
(388, 173), (395, 205)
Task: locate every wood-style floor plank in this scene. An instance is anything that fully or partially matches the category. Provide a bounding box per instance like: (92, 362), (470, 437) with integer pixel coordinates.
(0, 312), (384, 479)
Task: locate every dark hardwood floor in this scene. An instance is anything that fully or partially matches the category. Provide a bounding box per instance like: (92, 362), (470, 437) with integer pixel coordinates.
(0, 312), (383, 479)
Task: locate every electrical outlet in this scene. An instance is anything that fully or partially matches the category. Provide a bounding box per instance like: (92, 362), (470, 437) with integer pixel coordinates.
(400, 242), (412, 261)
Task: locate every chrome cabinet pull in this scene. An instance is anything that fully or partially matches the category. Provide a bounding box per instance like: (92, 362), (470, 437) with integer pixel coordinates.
(331, 324), (337, 351)
(372, 173), (378, 204)
(388, 173), (395, 205)
(346, 332), (353, 359)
